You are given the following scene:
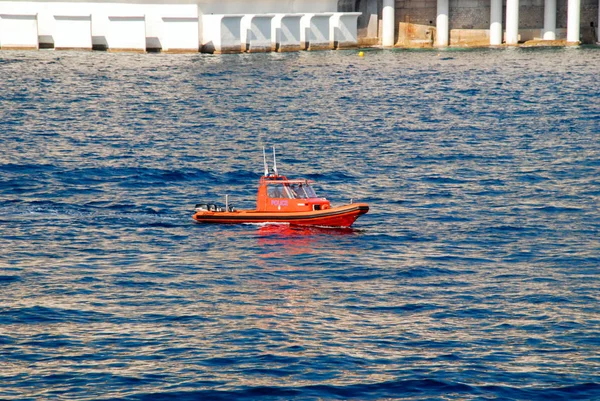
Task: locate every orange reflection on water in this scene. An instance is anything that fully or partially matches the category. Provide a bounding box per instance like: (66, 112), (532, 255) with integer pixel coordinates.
(256, 223), (358, 258)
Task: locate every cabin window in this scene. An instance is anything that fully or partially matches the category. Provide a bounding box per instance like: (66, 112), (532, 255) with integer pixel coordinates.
(267, 182), (319, 199)
(267, 185), (294, 198)
(290, 183), (317, 199)
(267, 185), (284, 198)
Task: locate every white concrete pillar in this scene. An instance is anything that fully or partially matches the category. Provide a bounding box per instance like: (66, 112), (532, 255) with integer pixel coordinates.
(541, 0), (557, 40)
(437, 0), (449, 47)
(490, 0), (503, 45)
(567, 0), (581, 43)
(382, 0), (395, 47)
(543, 0), (557, 39)
(506, 0), (520, 45)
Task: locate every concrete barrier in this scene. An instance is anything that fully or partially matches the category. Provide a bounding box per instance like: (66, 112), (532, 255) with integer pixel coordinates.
(300, 13), (333, 51)
(272, 14), (302, 52)
(241, 14), (274, 53)
(53, 15), (92, 50)
(107, 15), (146, 52)
(161, 16), (199, 53)
(201, 14), (243, 54)
(330, 12), (361, 49)
(0, 13), (39, 50)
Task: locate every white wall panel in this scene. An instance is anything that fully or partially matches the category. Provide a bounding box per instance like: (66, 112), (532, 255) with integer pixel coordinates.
(161, 16), (199, 52)
(107, 15), (146, 52)
(0, 13), (39, 49)
(54, 15), (92, 50)
(0, 2), (197, 50)
(0, 0), (341, 53)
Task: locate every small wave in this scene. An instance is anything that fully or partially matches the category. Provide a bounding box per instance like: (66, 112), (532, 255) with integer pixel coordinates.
(395, 266), (458, 278)
(0, 306), (113, 325)
(330, 272), (384, 282)
(139, 314), (213, 323)
(421, 176), (469, 184)
(478, 382), (600, 400)
(0, 275), (21, 283)
(535, 205), (583, 213)
(517, 174), (551, 183)
(126, 379), (475, 400)
(489, 225), (530, 232)
(424, 255), (494, 264)
(0, 201), (188, 227)
(354, 303), (437, 314)
(0, 163), (58, 174)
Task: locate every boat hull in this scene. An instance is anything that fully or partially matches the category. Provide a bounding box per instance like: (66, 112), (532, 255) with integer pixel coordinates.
(193, 203), (369, 227)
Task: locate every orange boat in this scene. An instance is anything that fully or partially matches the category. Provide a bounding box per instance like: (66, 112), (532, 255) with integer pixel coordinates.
(193, 148), (369, 227)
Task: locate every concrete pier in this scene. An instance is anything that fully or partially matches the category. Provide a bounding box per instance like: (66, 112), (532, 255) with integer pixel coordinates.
(241, 14), (275, 53)
(330, 12), (361, 49)
(300, 13), (333, 51)
(272, 14), (302, 52)
(201, 14), (243, 54)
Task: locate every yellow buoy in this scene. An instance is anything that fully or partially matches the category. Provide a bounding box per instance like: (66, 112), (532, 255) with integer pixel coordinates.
(359, 51), (364, 57)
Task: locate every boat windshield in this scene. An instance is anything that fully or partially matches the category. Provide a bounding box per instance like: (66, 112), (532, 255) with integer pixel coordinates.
(267, 184), (288, 198)
(267, 182), (318, 199)
(289, 183), (318, 199)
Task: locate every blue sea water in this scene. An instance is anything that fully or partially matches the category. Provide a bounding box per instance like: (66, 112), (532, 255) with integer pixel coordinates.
(1, 46), (599, 400)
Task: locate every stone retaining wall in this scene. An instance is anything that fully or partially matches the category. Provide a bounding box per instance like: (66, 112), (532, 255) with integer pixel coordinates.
(393, 0), (599, 45)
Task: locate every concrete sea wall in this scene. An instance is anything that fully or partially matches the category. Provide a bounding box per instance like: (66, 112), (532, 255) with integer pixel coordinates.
(0, 0), (598, 51)
(393, 0), (599, 46)
(0, 0), (362, 52)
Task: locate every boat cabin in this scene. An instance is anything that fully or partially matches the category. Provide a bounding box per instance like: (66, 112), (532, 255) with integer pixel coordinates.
(256, 175), (331, 212)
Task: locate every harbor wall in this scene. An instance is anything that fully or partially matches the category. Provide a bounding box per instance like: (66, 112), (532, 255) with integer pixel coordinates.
(0, 0), (598, 51)
(0, 0), (342, 51)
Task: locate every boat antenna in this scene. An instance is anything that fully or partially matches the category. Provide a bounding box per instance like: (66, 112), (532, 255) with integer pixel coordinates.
(272, 146), (278, 176)
(263, 146), (269, 176)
